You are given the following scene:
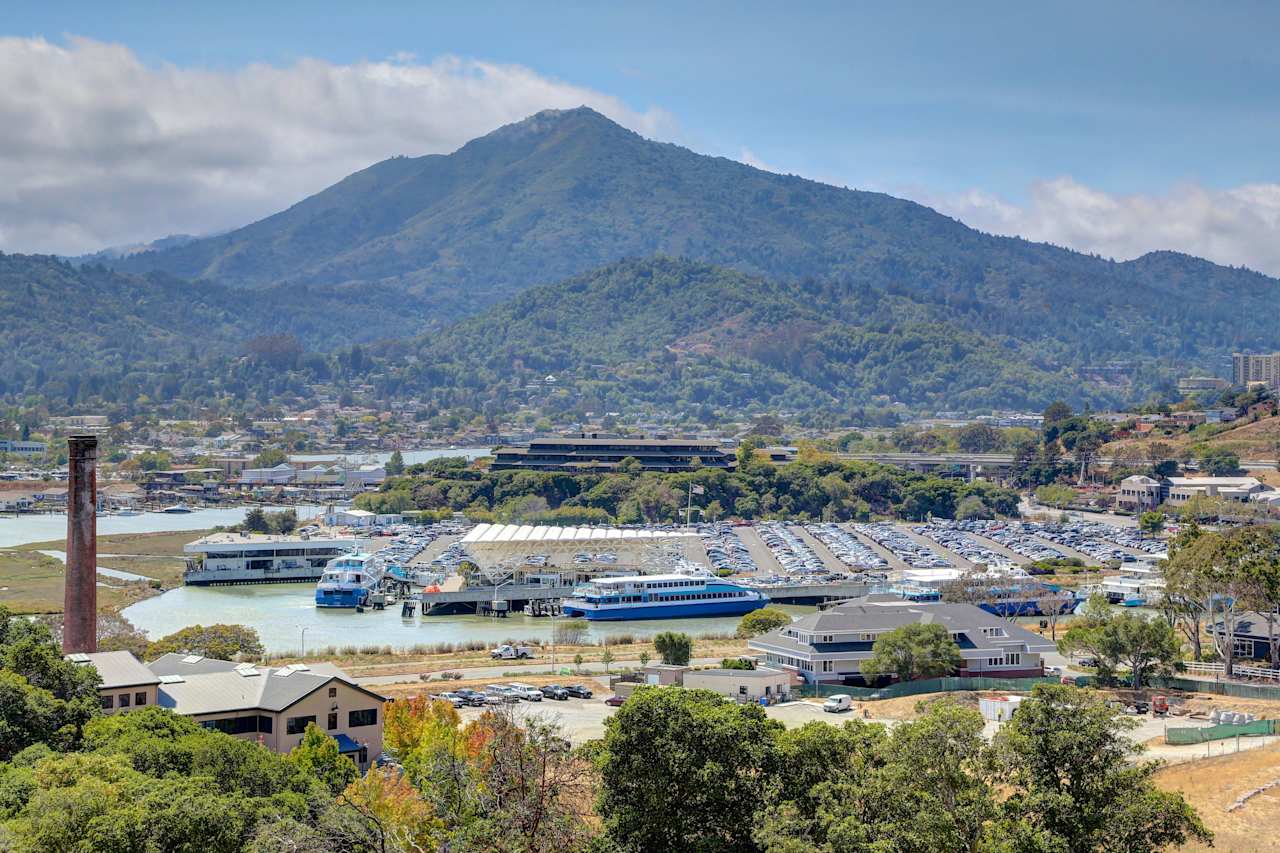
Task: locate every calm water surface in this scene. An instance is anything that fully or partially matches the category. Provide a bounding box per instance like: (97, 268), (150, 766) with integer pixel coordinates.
(289, 447), (490, 465)
(0, 505), (323, 549)
(123, 583), (815, 653)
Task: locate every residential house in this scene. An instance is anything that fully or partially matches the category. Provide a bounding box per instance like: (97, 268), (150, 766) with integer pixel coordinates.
(748, 598), (1055, 684)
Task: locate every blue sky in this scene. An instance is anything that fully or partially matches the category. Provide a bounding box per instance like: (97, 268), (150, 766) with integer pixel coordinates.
(3, 2), (1280, 271)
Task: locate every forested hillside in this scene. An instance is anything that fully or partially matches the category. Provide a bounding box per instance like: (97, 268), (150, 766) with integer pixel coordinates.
(114, 107), (1280, 362)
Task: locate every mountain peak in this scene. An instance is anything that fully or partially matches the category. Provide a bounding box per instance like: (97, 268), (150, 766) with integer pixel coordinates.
(479, 105), (634, 145)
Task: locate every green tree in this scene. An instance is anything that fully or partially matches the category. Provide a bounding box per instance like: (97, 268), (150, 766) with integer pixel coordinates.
(288, 723), (359, 796)
(954, 495), (993, 521)
(1097, 613), (1181, 689)
(598, 687), (782, 852)
(1042, 401), (1073, 425)
(861, 623), (962, 683)
(1035, 483), (1077, 509)
(600, 647), (615, 672)
(991, 684), (1211, 852)
(251, 447), (288, 468)
(242, 506), (270, 533)
(1198, 446), (1241, 476)
(956, 422), (1002, 452)
(1138, 511), (1166, 535)
(385, 449), (405, 476)
(735, 607), (792, 638)
(146, 624), (264, 661)
(653, 631), (693, 666)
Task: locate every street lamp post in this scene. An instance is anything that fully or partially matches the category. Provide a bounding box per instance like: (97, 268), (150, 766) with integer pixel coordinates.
(300, 626), (310, 657)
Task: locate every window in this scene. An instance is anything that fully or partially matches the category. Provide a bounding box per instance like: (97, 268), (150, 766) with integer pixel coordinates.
(348, 708), (377, 728)
(287, 715), (316, 735)
(257, 716), (273, 734)
(1004, 652), (1022, 667)
(328, 712), (338, 730)
(206, 717), (261, 735)
(738, 685), (748, 695)
(328, 687), (338, 698)
(101, 694), (114, 710)
(1234, 639), (1255, 658)
(987, 657), (1002, 668)
(119, 693), (131, 708)
(821, 660), (833, 672)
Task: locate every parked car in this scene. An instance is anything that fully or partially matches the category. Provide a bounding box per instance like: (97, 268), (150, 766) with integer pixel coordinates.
(491, 644), (535, 660)
(507, 683), (543, 701)
(564, 684), (594, 699)
(540, 685), (570, 700)
(604, 695), (626, 707)
(483, 685), (520, 704)
(823, 694), (853, 713)
(453, 689), (487, 707)
(431, 692), (465, 708)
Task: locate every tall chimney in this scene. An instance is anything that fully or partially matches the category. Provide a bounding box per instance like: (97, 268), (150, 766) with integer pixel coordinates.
(63, 435), (98, 653)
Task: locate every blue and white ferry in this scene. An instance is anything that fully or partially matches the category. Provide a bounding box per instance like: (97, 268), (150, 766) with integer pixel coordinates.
(314, 553), (384, 608)
(560, 574), (770, 621)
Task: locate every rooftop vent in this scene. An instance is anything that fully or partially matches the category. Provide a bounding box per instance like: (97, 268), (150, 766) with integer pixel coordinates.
(66, 652), (91, 663)
(158, 674), (184, 684)
(234, 663), (260, 677)
(181, 654), (204, 664)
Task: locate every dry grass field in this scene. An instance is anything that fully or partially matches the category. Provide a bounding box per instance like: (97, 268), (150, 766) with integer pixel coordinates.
(1155, 741), (1280, 852)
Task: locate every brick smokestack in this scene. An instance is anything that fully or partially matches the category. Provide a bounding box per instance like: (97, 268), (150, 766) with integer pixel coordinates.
(63, 435), (98, 653)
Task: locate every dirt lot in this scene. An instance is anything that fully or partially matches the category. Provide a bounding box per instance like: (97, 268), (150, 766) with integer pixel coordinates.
(1155, 741), (1280, 852)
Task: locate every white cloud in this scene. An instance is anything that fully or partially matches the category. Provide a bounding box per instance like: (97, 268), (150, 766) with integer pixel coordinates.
(926, 177), (1280, 276)
(0, 36), (674, 254)
(737, 147), (779, 173)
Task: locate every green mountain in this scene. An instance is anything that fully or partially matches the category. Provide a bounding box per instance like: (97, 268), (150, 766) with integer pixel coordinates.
(26, 106), (1279, 413)
(395, 256), (1159, 416)
(0, 253), (400, 407)
(114, 107), (1278, 356)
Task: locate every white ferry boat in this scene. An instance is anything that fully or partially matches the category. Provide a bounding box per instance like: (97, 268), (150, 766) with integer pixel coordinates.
(315, 553), (384, 608)
(183, 533), (362, 586)
(561, 573), (769, 621)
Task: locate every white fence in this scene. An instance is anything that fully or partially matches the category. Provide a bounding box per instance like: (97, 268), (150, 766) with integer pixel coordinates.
(1181, 660), (1280, 683)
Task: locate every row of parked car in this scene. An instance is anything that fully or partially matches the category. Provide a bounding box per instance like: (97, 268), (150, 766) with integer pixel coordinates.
(757, 521), (827, 574)
(1025, 521), (1136, 564)
(853, 522), (953, 569)
(914, 522), (1009, 566)
(805, 523), (888, 572)
(432, 682), (596, 706)
(952, 519), (1069, 562)
(699, 523), (757, 574)
(1076, 521), (1166, 556)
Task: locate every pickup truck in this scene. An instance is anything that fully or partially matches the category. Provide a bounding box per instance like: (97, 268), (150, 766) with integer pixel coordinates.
(490, 644), (535, 660)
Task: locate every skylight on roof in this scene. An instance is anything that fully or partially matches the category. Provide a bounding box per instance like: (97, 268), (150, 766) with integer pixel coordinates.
(67, 653), (90, 663)
(181, 654), (204, 664)
(158, 674), (184, 684)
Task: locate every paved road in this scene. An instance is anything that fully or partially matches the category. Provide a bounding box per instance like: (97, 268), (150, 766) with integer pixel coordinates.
(351, 656), (730, 686)
(735, 526), (786, 575)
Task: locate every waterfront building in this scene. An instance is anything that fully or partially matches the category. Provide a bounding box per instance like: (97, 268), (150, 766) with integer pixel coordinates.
(0, 439), (48, 457)
(491, 433), (734, 472)
(183, 532), (363, 585)
(1115, 475), (1167, 512)
(748, 598), (1054, 684)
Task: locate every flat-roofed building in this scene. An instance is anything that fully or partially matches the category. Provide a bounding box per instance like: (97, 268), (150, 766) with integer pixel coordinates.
(1233, 353), (1280, 388)
(748, 598), (1054, 684)
(66, 650), (161, 714)
(1116, 475), (1167, 512)
(1178, 376), (1229, 396)
(491, 433), (734, 473)
(1165, 476), (1269, 506)
(183, 531), (362, 585)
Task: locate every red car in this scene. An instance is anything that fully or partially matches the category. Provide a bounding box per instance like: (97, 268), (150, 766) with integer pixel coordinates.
(604, 695), (626, 707)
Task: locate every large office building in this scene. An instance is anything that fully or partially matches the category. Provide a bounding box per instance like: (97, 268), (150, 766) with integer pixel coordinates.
(1233, 353), (1280, 388)
(491, 434), (735, 473)
(748, 598), (1054, 684)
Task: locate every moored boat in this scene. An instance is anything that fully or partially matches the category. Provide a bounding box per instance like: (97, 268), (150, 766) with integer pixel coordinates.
(561, 573), (769, 621)
(315, 552), (384, 608)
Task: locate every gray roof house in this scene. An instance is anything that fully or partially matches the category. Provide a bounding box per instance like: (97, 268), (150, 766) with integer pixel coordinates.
(748, 597), (1056, 684)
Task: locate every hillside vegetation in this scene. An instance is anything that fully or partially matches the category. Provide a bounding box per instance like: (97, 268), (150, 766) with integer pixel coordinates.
(1, 107), (1273, 414)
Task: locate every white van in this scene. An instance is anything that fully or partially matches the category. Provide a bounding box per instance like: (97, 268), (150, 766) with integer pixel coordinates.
(822, 694), (852, 713)
(506, 682), (543, 702)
